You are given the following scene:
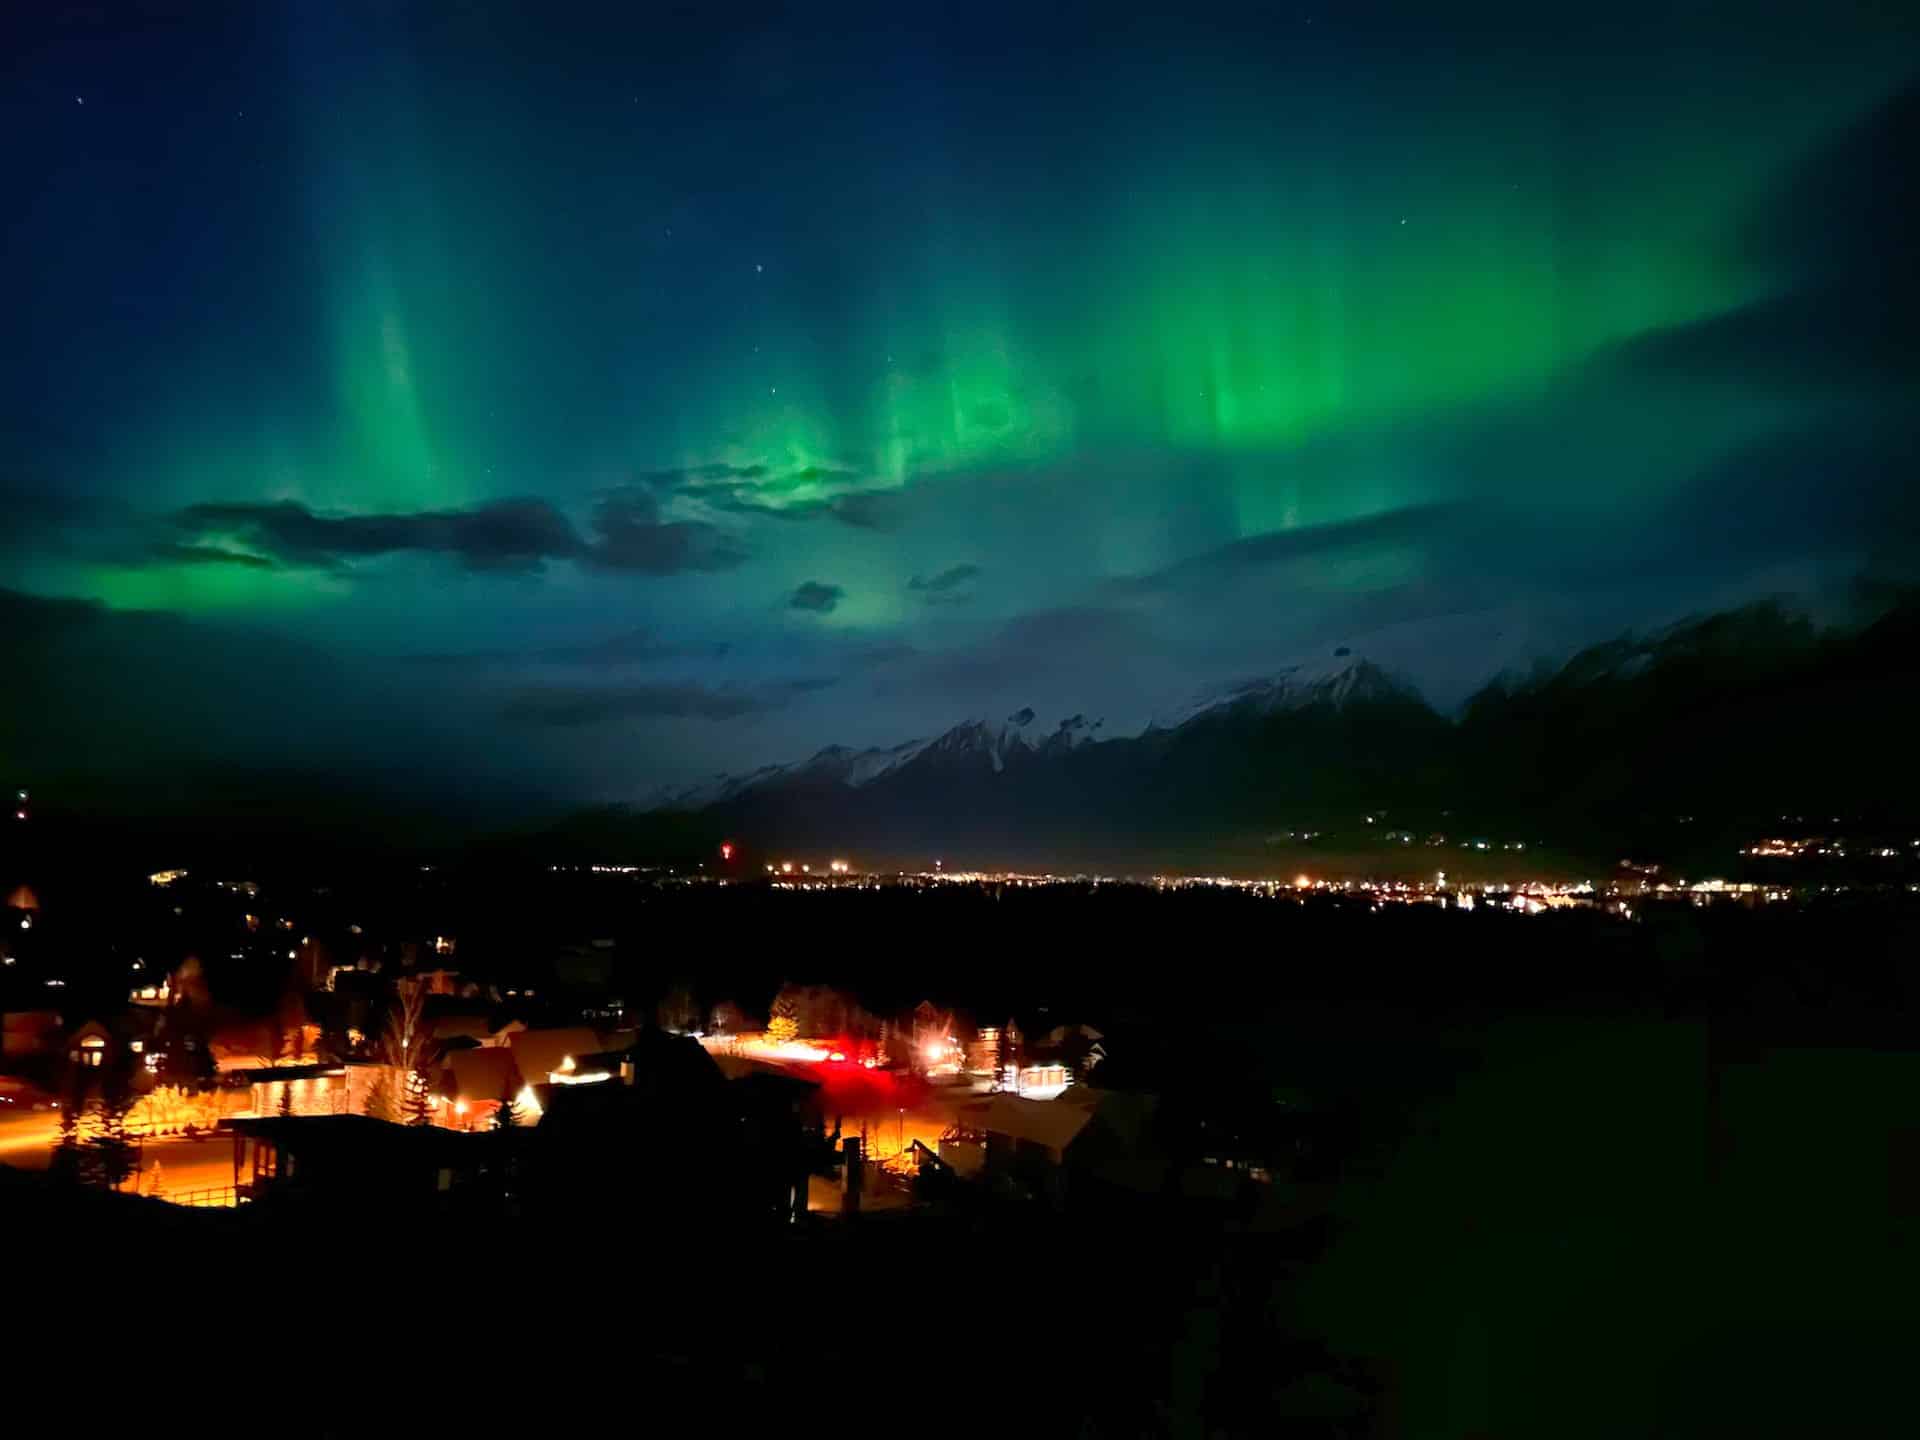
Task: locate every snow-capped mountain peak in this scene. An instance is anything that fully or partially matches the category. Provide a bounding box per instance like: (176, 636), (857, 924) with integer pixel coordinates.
(1151, 655), (1410, 731)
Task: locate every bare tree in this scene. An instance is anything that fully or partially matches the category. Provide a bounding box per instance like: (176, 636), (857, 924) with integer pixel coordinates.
(381, 978), (430, 1071)
(365, 978), (431, 1124)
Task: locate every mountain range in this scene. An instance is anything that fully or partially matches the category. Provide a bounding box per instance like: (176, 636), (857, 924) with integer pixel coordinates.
(606, 595), (1920, 867)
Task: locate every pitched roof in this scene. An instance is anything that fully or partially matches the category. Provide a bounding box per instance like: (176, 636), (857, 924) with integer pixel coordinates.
(962, 1094), (1098, 1152)
(508, 1026), (615, 1085)
(429, 1012), (517, 1045)
(444, 1046), (521, 1103)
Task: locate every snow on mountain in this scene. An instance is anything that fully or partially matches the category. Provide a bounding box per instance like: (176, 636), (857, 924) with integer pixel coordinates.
(644, 707), (1110, 810)
(642, 762), (791, 811)
(1149, 655), (1412, 732)
(644, 656), (1408, 812)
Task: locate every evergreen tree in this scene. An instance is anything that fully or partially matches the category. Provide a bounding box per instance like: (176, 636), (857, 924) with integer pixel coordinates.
(405, 1065), (436, 1126)
(364, 1066), (398, 1123)
(493, 1075), (521, 1130)
(766, 990), (800, 1048)
(81, 1067), (137, 1190)
(51, 1089), (81, 1182)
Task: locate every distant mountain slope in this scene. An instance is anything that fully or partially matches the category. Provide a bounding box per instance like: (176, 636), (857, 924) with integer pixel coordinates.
(591, 595), (1920, 864)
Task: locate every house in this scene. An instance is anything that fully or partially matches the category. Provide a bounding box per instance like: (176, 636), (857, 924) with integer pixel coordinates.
(65, 1019), (117, 1070)
(945, 1088), (1165, 1207)
(507, 1025), (628, 1088)
(1041, 1023), (1107, 1075)
(440, 1046), (525, 1126)
(62, 1014), (164, 1074)
(429, 1011), (522, 1048)
(241, 1062), (352, 1117)
(524, 1028), (814, 1229)
(229, 1114), (492, 1207)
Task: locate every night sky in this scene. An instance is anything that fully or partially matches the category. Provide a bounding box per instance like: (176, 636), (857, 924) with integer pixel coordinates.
(4, 2), (1916, 812)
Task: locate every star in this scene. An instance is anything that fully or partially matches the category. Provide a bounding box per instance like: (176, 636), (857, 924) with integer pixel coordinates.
(754, 263), (764, 273)
(75, 96), (84, 105)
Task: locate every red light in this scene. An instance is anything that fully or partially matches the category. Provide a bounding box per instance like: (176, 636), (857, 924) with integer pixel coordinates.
(719, 842), (734, 861)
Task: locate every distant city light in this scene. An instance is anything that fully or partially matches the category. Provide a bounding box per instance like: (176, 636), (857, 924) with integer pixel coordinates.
(720, 842), (734, 861)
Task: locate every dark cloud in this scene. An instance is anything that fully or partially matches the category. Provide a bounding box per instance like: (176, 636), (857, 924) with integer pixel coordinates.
(501, 683), (775, 727)
(1006, 706), (1035, 727)
(846, 641), (919, 669)
(1654, 419), (1920, 567)
(410, 629), (732, 668)
(718, 488), (898, 531)
(1614, 291), (1917, 385)
(543, 630), (732, 664)
(1109, 504), (1465, 595)
(910, 563), (981, 593)
(773, 674), (841, 695)
(638, 462), (889, 531)
(583, 487), (749, 574)
(174, 497), (583, 574)
(1612, 83), (1917, 386)
(147, 542), (279, 569)
(166, 491), (748, 577)
(827, 491), (904, 531)
(638, 462), (772, 486)
(788, 580), (844, 613)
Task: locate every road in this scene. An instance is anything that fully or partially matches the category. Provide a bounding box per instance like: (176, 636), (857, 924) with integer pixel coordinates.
(0, 1106), (58, 1167)
(0, 1109), (234, 1197)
